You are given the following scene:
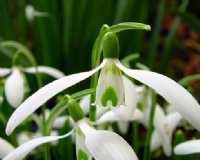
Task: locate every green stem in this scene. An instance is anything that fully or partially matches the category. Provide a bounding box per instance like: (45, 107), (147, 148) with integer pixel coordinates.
(1, 41), (49, 159)
(143, 91), (157, 160)
(90, 24), (109, 121)
(89, 22), (151, 121)
(147, 0), (165, 68)
(178, 74), (200, 87)
(44, 89), (94, 135)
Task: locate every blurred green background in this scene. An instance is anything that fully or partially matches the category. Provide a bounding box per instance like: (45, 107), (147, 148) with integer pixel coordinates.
(0, 1), (200, 159)
(0, 0), (200, 96)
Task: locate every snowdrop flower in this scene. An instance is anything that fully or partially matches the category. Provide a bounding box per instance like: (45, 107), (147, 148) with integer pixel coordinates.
(5, 31), (200, 136)
(25, 5), (48, 21)
(0, 137), (14, 159)
(4, 99), (138, 160)
(0, 66), (65, 108)
(97, 76), (143, 134)
(174, 139), (200, 155)
(4, 67), (27, 108)
(150, 105), (182, 156)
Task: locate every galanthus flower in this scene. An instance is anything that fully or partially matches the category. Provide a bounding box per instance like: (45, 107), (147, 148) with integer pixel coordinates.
(174, 139), (200, 155)
(97, 76), (143, 134)
(5, 30), (200, 136)
(0, 137), (14, 159)
(4, 67), (27, 108)
(4, 99), (138, 160)
(25, 5), (48, 21)
(0, 66), (65, 108)
(150, 105), (182, 156)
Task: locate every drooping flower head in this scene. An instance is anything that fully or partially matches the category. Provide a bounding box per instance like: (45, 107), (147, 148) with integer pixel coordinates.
(95, 32), (125, 109)
(0, 66), (65, 108)
(5, 23), (200, 138)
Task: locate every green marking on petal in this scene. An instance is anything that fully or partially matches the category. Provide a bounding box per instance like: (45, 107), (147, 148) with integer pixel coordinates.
(78, 149), (89, 160)
(101, 87), (118, 107)
(104, 61), (121, 74)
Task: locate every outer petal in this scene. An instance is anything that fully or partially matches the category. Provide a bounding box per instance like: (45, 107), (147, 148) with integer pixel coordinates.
(52, 116), (74, 129)
(79, 95), (90, 115)
(78, 120), (138, 160)
(116, 61), (200, 131)
(174, 140), (200, 155)
(6, 61), (106, 135)
(76, 126), (92, 160)
(131, 109), (144, 122)
(150, 130), (161, 152)
(17, 132), (31, 145)
(154, 106), (171, 156)
(166, 112), (182, 132)
(0, 137), (14, 159)
(25, 66), (65, 79)
(5, 68), (26, 108)
(117, 121), (129, 135)
(3, 131), (73, 160)
(0, 68), (11, 77)
(113, 76), (137, 121)
(97, 111), (119, 124)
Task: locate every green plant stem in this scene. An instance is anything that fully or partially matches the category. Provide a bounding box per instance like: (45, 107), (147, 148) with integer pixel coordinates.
(90, 24), (109, 121)
(1, 41), (50, 159)
(89, 22), (150, 121)
(178, 74), (200, 87)
(44, 89), (94, 135)
(147, 0), (165, 68)
(143, 91), (157, 160)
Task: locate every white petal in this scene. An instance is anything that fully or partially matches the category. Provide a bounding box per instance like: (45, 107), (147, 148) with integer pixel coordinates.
(17, 132), (31, 145)
(97, 111), (120, 124)
(52, 116), (74, 129)
(166, 112), (182, 132)
(78, 120), (138, 160)
(3, 131), (73, 160)
(79, 95), (90, 115)
(25, 66), (65, 79)
(0, 68), (11, 77)
(150, 130), (161, 152)
(153, 105), (165, 129)
(25, 5), (34, 21)
(117, 121), (129, 135)
(5, 68), (26, 108)
(113, 76), (137, 121)
(6, 61), (106, 135)
(174, 140), (200, 155)
(153, 106), (172, 156)
(95, 59), (125, 108)
(131, 109), (144, 122)
(116, 61), (200, 131)
(76, 127), (92, 160)
(0, 137), (14, 159)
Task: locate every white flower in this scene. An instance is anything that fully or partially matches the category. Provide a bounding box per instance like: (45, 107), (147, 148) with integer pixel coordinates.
(97, 76), (142, 134)
(4, 119), (138, 160)
(5, 30), (200, 136)
(3, 130), (73, 160)
(0, 137), (14, 159)
(0, 66), (65, 108)
(174, 139), (200, 155)
(4, 68), (26, 108)
(95, 59), (125, 108)
(150, 105), (182, 156)
(78, 119), (138, 160)
(25, 5), (48, 21)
